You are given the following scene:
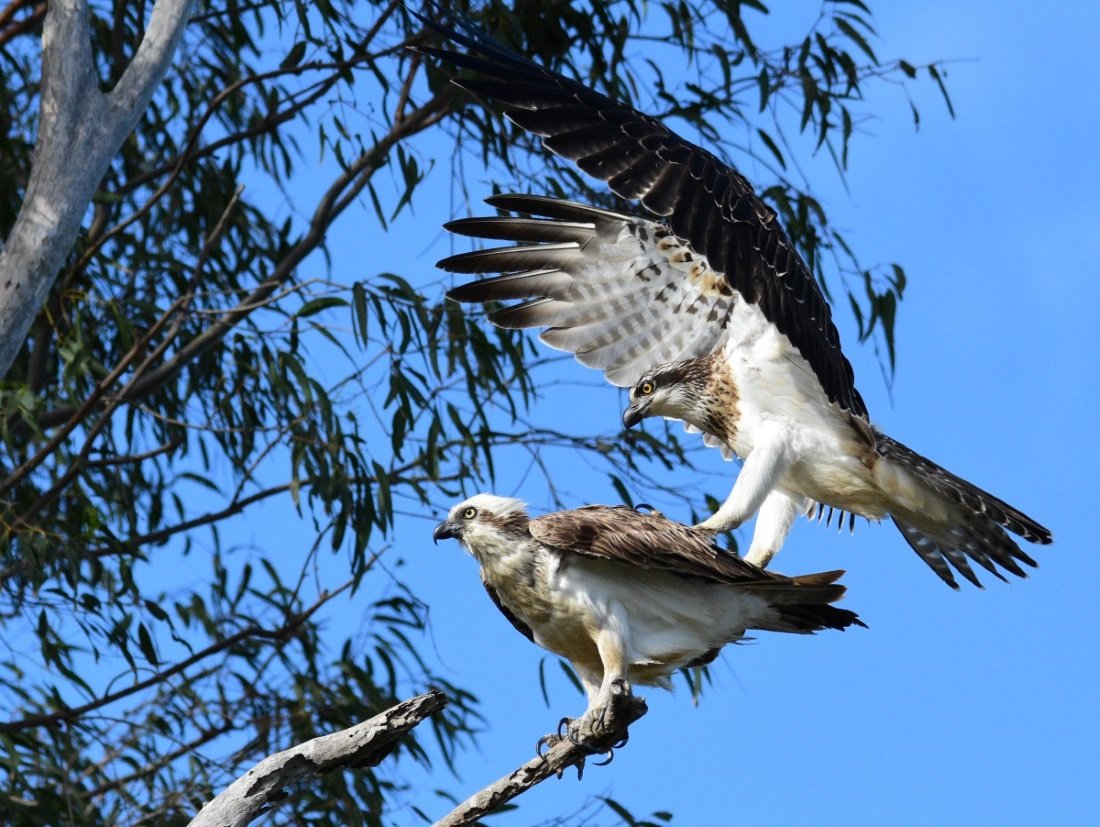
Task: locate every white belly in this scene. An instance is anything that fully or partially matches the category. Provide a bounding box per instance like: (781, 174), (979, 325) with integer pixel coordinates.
(720, 318), (888, 517)
(536, 556), (767, 686)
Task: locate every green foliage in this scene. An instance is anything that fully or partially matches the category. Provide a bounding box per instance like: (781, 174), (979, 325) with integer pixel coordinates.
(601, 795), (675, 827)
(0, 1), (949, 823)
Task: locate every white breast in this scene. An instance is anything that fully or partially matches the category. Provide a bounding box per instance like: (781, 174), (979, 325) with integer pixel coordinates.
(719, 304), (885, 515)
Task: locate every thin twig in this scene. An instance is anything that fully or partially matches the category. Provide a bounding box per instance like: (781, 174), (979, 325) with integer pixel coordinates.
(1, 185), (247, 496)
(0, 0), (43, 50)
(28, 93), (448, 438)
(86, 719), (235, 799)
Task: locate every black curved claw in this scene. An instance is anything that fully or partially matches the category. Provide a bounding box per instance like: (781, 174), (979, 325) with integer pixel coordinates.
(535, 733), (560, 757)
(565, 717), (618, 765)
(573, 756), (586, 781)
(557, 716), (573, 737)
(611, 730), (630, 750)
(633, 502), (656, 513)
(591, 747), (615, 766)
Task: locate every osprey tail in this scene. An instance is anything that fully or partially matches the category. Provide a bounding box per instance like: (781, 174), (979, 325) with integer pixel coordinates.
(874, 434), (1052, 589)
(738, 569), (867, 633)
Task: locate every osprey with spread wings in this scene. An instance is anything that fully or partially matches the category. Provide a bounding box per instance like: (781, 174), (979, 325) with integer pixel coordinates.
(423, 18), (1052, 589)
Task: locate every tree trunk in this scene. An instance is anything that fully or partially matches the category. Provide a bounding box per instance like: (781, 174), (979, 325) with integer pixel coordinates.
(0, 0), (196, 377)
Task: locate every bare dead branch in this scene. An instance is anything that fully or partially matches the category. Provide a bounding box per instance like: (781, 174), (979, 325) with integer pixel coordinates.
(434, 681), (648, 827)
(187, 689), (448, 827)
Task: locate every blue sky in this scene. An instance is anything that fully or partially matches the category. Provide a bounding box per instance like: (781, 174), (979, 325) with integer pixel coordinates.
(217, 2), (1099, 823)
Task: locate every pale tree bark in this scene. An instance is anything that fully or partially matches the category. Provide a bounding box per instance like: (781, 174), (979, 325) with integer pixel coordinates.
(187, 690), (449, 827)
(186, 683), (646, 827)
(0, 0), (197, 377)
(434, 681), (648, 827)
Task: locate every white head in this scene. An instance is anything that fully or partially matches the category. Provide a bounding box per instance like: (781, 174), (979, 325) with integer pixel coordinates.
(432, 493), (530, 551)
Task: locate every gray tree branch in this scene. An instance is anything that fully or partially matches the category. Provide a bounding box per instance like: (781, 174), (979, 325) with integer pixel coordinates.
(434, 681), (648, 827)
(0, 0), (196, 377)
(188, 689), (449, 827)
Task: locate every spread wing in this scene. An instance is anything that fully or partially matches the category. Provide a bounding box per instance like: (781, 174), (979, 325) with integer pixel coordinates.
(441, 195), (738, 387)
(531, 505), (844, 596)
(419, 16), (867, 418)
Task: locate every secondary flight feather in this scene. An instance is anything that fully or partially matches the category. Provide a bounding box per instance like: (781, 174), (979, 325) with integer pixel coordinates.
(419, 13), (1052, 588)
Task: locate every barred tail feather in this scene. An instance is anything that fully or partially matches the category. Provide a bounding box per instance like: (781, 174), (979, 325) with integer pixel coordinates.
(875, 434), (1051, 589)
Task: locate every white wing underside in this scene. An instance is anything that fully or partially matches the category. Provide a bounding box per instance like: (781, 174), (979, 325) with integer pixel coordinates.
(461, 205), (740, 389)
(540, 232), (732, 388)
(445, 197), (858, 482)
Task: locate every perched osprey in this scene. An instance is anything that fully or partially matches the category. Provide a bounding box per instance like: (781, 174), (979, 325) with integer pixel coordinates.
(422, 18), (1052, 588)
(433, 494), (863, 720)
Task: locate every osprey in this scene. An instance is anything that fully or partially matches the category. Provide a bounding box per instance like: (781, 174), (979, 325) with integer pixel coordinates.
(422, 17), (1052, 588)
(433, 494), (863, 722)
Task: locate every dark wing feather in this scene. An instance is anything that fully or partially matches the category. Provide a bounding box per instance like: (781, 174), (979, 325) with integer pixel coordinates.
(481, 575), (535, 642)
(530, 506), (830, 590)
(530, 506), (864, 631)
(876, 434), (1052, 545)
(530, 504), (774, 584)
(415, 16), (867, 418)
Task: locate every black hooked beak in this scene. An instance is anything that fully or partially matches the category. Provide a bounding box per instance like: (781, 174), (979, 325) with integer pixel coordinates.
(433, 521), (455, 544)
(622, 401), (645, 429)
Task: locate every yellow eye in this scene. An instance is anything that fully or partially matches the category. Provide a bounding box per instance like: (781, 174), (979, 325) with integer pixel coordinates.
(638, 381), (655, 396)
(461, 506), (478, 520)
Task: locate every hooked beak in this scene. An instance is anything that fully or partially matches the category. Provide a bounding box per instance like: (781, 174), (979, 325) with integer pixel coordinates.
(433, 521), (455, 544)
(622, 401), (645, 429)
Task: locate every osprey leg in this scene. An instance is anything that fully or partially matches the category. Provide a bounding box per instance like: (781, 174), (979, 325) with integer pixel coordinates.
(575, 624), (631, 717)
(743, 490), (807, 567)
(696, 423), (795, 534)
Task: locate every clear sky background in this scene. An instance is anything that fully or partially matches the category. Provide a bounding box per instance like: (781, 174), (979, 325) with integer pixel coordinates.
(220, 2), (1099, 824)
